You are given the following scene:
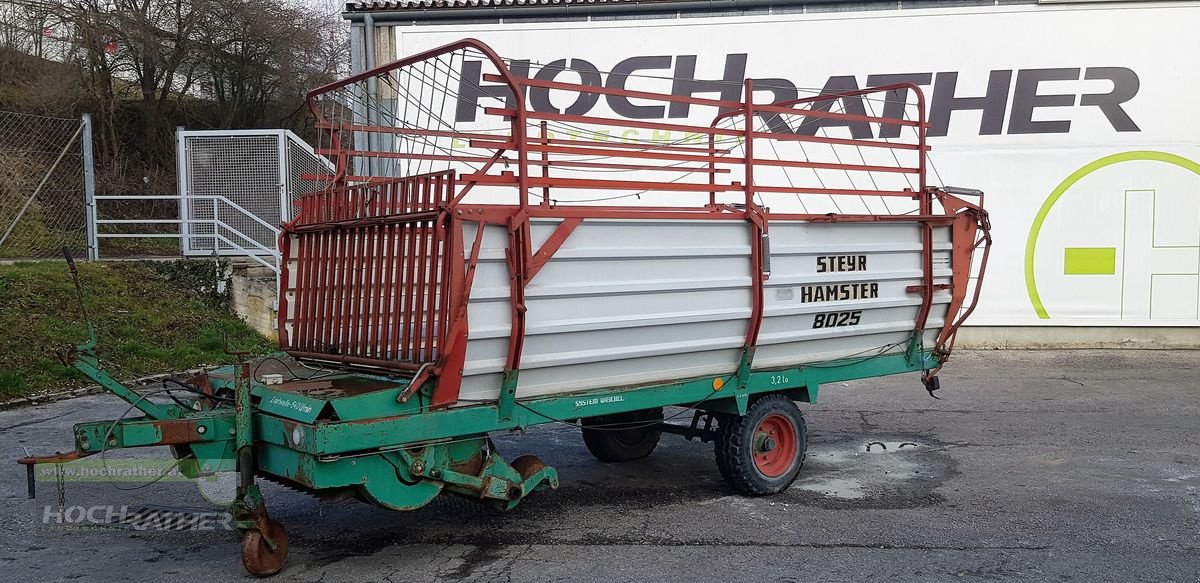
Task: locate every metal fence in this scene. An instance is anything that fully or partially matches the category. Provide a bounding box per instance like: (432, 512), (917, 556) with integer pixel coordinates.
(0, 111), (93, 259)
(93, 129), (332, 275)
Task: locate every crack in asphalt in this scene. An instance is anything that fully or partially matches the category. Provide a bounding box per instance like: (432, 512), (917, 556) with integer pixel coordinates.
(0, 414), (76, 432)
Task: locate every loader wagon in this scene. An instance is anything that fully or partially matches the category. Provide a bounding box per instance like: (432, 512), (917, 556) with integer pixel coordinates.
(20, 39), (991, 576)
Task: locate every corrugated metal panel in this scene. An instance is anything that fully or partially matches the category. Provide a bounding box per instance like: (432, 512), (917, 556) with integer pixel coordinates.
(280, 214), (957, 403)
(456, 217), (951, 403)
(459, 218), (750, 402)
(754, 221), (951, 369)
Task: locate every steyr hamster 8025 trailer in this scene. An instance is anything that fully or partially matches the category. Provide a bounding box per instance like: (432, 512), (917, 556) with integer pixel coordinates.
(20, 39), (990, 576)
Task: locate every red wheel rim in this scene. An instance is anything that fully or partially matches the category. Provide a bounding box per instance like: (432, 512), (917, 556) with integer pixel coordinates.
(753, 413), (798, 478)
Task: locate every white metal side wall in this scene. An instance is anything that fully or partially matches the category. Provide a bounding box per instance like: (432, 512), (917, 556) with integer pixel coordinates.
(458, 218), (951, 403)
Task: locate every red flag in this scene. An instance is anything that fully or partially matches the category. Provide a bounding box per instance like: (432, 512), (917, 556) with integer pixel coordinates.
(41, 27), (54, 37)
(103, 37), (117, 54)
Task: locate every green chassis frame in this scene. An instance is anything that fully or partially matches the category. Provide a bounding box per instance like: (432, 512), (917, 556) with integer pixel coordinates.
(60, 332), (939, 511)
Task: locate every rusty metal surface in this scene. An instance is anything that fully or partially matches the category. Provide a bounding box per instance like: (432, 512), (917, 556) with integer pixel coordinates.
(240, 517), (289, 577)
(271, 376), (400, 399)
(152, 420), (202, 445)
(508, 454), (547, 481)
(278, 173), (456, 373)
(207, 357), (402, 400)
(16, 451), (83, 465)
(446, 449), (485, 478)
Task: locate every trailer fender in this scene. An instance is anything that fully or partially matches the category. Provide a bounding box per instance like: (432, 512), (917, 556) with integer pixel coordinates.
(700, 386), (816, 416)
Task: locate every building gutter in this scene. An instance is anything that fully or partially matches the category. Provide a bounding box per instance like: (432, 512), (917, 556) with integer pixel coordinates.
(341, 0), (921, 24)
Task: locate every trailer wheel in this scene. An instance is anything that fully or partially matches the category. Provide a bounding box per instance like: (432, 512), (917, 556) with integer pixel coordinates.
(715, 395), (807, 495)
(581, 408), (664, 462)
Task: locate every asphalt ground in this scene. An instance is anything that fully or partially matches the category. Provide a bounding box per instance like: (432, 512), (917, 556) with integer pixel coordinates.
(1, 350), (1198, 582)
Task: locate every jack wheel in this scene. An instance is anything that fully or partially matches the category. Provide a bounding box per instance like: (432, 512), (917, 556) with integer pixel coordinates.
(715, 394), (807, 495)
(241, 518), (289, 577)
(510, 454), (548, 481)
(581, 408), (663, 462)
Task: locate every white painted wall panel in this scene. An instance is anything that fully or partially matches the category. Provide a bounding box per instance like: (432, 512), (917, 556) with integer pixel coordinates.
(388, 3), (1200, 327)
(456, 218), (951, 402)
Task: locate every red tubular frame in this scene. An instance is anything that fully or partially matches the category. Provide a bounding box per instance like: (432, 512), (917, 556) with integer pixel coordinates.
(281, 38), (992, 408)
(279, 171), (456, 374)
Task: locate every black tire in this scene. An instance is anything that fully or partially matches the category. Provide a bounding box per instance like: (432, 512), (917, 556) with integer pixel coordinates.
(580, 408), (664, 463)
(714, 394), (807, 496)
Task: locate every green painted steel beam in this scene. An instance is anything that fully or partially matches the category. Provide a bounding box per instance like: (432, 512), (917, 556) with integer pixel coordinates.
(72, 345), (935, 480)
(498, 369), (519, 422)
(254, 351), (933, 457)
(73, 412), (236, 454)
(70, 353), (177, 421)
(64, 348), (933, 514)
(253, 436), (557, 510)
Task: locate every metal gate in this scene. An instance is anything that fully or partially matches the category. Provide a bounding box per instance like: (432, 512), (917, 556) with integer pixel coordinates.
(177, 129), (332, 260)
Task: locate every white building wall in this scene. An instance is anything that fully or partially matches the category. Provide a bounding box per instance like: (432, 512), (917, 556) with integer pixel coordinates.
(345, 2), (1200, 346)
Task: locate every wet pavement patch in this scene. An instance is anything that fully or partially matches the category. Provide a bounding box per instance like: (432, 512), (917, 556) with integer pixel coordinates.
(782, 432), (957, 510)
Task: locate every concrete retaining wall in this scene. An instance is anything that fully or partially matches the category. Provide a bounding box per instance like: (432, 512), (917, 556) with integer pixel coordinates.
(955, 326), (1199, 350)
(230, 265), (278, 341)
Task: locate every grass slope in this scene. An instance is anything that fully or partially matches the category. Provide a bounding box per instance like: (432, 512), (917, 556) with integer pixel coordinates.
(0, 260), (273, 399)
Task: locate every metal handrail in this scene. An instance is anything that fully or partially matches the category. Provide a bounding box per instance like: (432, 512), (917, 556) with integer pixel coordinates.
(211, 219), (279, 260)
(94, 222), (280, 270)
(95, 194), (281, 236)
(210, 231), (279, 273)
(93, 193), (283, 275)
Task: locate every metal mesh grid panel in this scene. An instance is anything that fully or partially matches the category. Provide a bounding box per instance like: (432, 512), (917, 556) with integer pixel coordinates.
(0, 111), (86, 258)
(183, 134), (281, 255)
(286, 139), (334, 221)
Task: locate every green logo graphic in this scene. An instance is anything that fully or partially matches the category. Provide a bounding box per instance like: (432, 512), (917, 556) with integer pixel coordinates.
(1025, 151), (1200, 319)
(1062, 247), (1117, 275)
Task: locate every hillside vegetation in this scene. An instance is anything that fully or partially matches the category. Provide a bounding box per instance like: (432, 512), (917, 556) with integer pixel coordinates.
(0, 260), (272, 399)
